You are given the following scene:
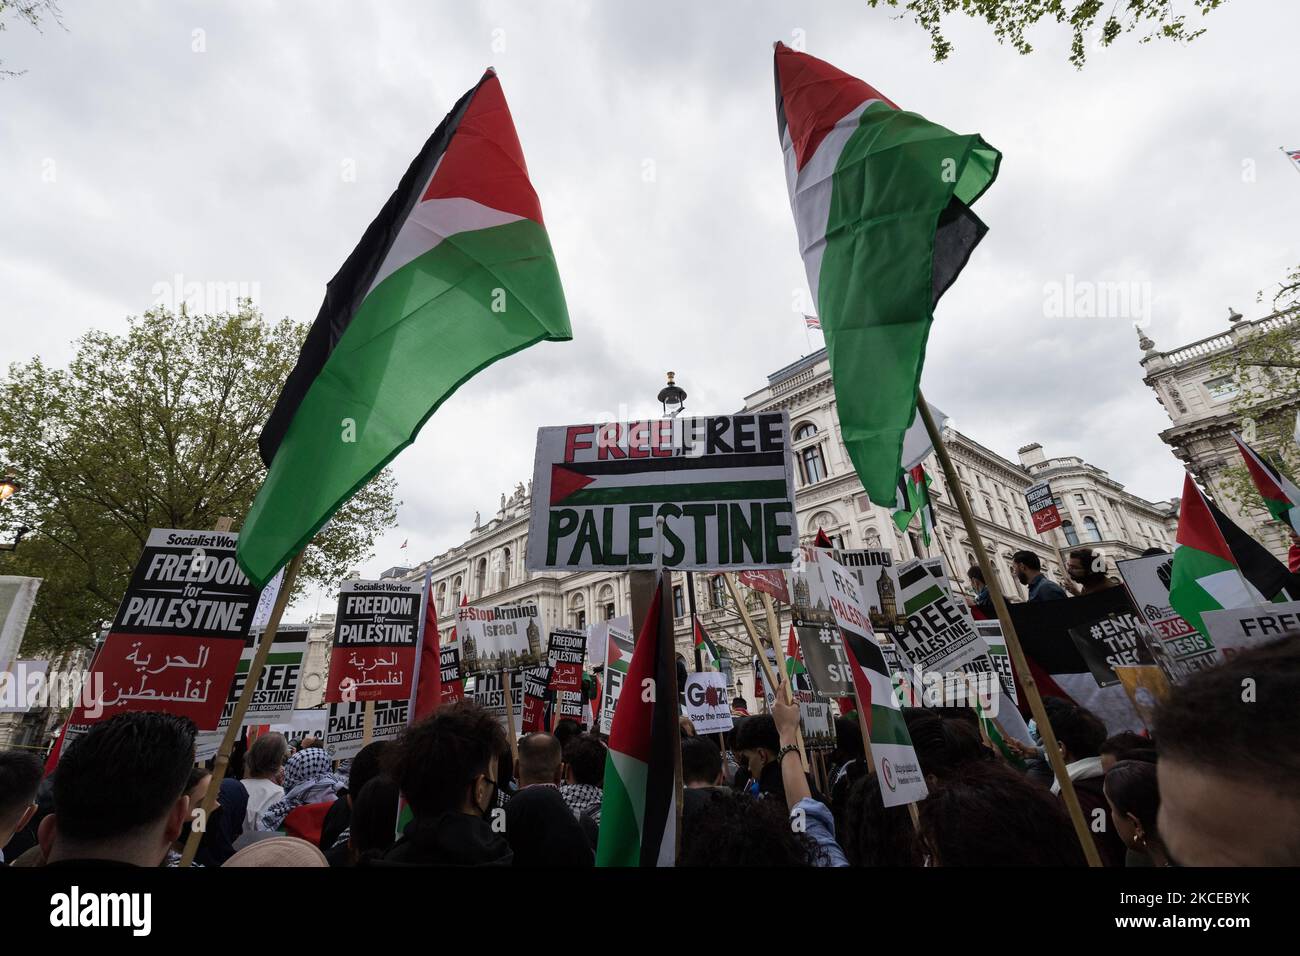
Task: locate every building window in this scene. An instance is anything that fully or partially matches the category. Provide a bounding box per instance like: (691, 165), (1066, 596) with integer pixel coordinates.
(1204, 375), (1238, 401)
(1074, 494), (1085, 506)
(575, 610), (586, 630)
(711, 577), (728, 609)
(1062, 520), (1079, 546)
(794, 422), (818, 441)
(673, 585), (685, 618)
(801, 445), (826, 484)
(829, 533), (845, 550)
(1083, 516), (1102, 542)
(474, 558), (487, 598)
(452, 575), (463, 607)
(501, 547), (511, 588)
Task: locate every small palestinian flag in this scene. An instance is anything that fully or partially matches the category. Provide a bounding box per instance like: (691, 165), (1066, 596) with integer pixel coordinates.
(785, 625), (807, 683)
(1169, 474), (1271, 637)
(238, 69), (571, 587)
(893, 464), (934, 547)
(597, 574), (681, 867)
(693, 616), (720, 671)
(774, 43), (999, 506)
(1233, 432), (1300, 534)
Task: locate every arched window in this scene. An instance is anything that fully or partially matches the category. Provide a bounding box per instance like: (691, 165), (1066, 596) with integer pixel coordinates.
(568, 592), (587, 630)
(452, 575), (463, 607)
(711, 576), (728, 609)
(436, 582), (447, 614)
(598, 584), (615, 620)
(474, 557), (487, 598)
(801, 445), (826, 484)
(794, 422), (819, 441)
(1083, 516), (1102, 542)
(1062, 521), (1080, 546)
(501, 547), (512, 588)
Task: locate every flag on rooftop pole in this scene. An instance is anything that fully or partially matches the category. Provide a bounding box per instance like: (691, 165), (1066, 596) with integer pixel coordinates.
(892, 464), (934, 547)
(774, 42), (1000, 506)
(693, 615), (720, 672)
(1232, 432), (1300, 535)
(804, 314), (822, 330)
(237, 68), (572, 587)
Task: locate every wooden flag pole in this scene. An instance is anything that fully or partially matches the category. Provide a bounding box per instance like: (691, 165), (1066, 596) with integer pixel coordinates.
(501, 669), (519, 764)
(362, 699), (376, 746)
(916, 394), (1102, 867)
(722, 574), (808, 773)
(180, 547), (305, 867)
(758, 590), (808, 772)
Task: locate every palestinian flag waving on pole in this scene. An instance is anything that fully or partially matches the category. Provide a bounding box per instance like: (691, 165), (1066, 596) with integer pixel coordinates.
(693, 615), (720, 672)
(892, 464), (934, 547)
(237, 69), (572, 587)
(597, 574), (682, 867)
(774, 43), (1000, 506)
(1233, 432), (1300, 534)
(1169, 473), (1274, 637)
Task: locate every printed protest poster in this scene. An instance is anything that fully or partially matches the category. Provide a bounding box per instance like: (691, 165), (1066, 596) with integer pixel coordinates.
(974, 620), (1018, 706)
(683, 671), (733, 734)
(894, 558), (984, 673)
(325, 699), (409, 760)
(547, 628), (586, 694)
(438, 625), (465, 704)
(1067, 611), (1156, 688)
(526, 413), (799, 572)
(194, 626), (308, 759)
(458, 603), (544, 675)
(816, 548), (928, 807)
(792, 608), (854, 697)
(1117, 554), (1219, 681)
(738, 569), (790, 604)
(599, 623), (636, 734)
(799, 699), (836, 750)
(1025, 481), (1062, 534)
(70, 529), (261, 731)
(825, 549), (906, 638)
(271, 707), (328, 743)
(326, 580), (422, 703)
(520, 665), (551, 733)
(1203, 601), (1300, 658)
(472, 669), (526, 736)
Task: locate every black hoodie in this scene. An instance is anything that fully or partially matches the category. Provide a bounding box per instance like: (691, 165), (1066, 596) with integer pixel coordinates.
(373, 811), (513, 867)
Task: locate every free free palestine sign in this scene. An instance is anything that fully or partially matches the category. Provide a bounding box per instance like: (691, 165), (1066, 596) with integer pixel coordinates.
(526, 413), (799, 571)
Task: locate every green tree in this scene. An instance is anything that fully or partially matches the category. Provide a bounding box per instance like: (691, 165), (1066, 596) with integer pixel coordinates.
(1211, 265), (1300, 516)
(868, 0), (1228, 68)
(0, 304), (399, 656)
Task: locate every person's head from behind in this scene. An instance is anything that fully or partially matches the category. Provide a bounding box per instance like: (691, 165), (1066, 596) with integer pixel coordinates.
(1067, 547), (1108, 586)
(552, 718), (581, 749)
(831, 715), (864, 765)
(517, 732), (562, 787)
(1155, 640), (1300, 865)
(1099, 731), (1156, 773)
(40, 712), (196, 866)
(562, 734), (606, 788)
(245, 732), (288, 783)
(902, 709), (989, 787)
(0, 750), (42, 852)
(345, 739), (394, 807)
(967, 565), (985, 593)
(1104, 760), (1165, 858)
(841, 772), (920, 866)
(1049, 702), (1106, 764)
(917, 762), (1086, 866)
(679, 788), (816, 866)
(1010, 550), (1041, 586)
(395, 701), (507, 820)
(731, 697), (747, 712)
(731, 715), (779, 781)
(682, 737), (723, 789)
(678, 715), (696, 738)
(349, 775), (401, 863)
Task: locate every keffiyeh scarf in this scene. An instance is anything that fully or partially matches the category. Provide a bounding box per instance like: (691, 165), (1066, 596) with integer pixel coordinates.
(259, 748), (344, 832)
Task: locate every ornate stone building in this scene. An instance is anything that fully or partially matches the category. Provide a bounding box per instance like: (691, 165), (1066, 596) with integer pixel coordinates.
(1139, 309), (1297, 559)
(381, 348), (1177, 711)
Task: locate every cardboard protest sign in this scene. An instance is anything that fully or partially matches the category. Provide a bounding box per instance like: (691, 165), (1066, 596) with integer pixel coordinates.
(472, 669), (526, 736)
(325, 580), (422, 704)
(520, 665), (551, 733)
(458, 603), (544, 675)
(738, 569), (790, 604)
(586, 615), (628, 668)
(974, 620), (1018, 706)
(1117, 554), (1219, 681)
(599, 622), (635, 735)
(1025, 481), (1062, 533)
(814, 548), (928, 807)
(792, 608), (854, 697)
(194, 625), (309, 758)
(271, 707), (328, 743)
(822, 548), (906, 639)
(1203, 601), (1300, 658)
(526, 413), (799, 571)
(71, 529), (262, 730)
(1067, 611), (1156, 688)
(799, 699), (836, 751)
(547, 628), (586, 694)
(325, 699), (409, 760)
(683, 671), (733, 734)
(894, 558), (984, 673)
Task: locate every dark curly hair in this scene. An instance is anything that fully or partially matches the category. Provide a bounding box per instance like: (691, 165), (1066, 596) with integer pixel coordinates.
(679, 788), (818, 866)
(840, 772), (921, 866)
(563, 733), (608, 787)
(393, 700), (508, 816)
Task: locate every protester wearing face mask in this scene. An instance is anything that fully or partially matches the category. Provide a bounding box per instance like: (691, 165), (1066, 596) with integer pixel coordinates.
(377, 701), (513, 867)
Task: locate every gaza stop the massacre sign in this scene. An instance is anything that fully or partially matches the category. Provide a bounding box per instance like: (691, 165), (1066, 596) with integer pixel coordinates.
(527, 413), (799, 571)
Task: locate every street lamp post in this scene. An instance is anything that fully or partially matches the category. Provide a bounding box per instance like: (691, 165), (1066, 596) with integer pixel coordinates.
(0, 472), (28, 552)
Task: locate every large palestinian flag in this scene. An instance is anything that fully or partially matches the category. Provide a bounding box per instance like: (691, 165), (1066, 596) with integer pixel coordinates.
(774, 43), (1000, 506)
(1169, 473), (1275, 637)
(1233, 432), (1300, 534)
(597, 574), (681, 867)
(238, 69), (571, 587)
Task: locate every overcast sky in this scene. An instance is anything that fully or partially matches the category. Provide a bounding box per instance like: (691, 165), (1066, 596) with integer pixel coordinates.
(3, 1), (1296, 618)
